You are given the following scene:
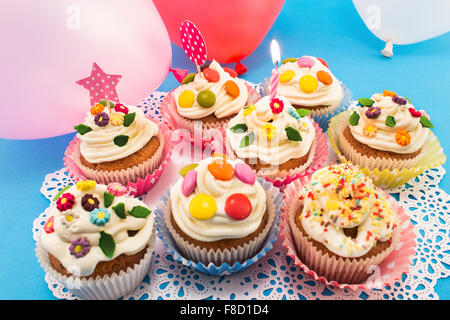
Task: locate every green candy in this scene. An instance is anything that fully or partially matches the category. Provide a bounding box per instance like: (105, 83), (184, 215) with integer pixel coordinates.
(282, 58), (297, 64)
(197, 90), (216, 108)
(181, 73), (196, 85)
(179, 164), (198, 177)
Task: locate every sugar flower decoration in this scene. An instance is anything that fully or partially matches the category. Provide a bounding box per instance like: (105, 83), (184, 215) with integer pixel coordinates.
(90, 208), (111, 226)
(392, 95), (407, 105)
(60, 211), (80, 227)
(76, 180), (96, 192)
(270, 98), (284, 114)
(365, 106), (381, 119)
(90, 103), (105, 116)
(43, 216), (55, 234)
(81, 194), (100, 212)
(107, 183), (129, 196)
(395, 129), (411, 146)
(408, 108), (422, 118)
(56, 193), (75, 212)
(69, 237), (91, 259)
(114, 103), (129, 114)
(94, 112), (109, 127)
(243, 104), (256, 117)
(261, 123), (277, 139)
(363, 124), (378, 137)
(110, 112), (124, 127)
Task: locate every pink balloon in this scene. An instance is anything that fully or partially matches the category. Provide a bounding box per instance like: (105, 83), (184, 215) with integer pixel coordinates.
(153, 0), (285, 64)
(0, 0), (171, 139)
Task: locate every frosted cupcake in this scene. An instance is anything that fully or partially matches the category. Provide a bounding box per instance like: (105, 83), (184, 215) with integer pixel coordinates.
(289, 163), (400, 284)
(225, 95), (318, 181)
(36, 180), (155, 299)
(165, 156), (276, 266)
(338, 91), (434, 170)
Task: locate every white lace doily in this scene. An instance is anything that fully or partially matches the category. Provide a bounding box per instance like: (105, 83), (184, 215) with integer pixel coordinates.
(33, 91), (449, 300)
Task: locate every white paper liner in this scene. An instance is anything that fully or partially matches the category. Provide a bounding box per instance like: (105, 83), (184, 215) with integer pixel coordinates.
(35, 217), (156, 300)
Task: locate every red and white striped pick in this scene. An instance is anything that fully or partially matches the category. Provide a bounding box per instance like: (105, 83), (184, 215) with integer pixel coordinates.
(180, 20), (207, 66)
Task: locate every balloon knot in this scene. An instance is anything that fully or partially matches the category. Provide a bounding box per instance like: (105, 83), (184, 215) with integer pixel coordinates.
(235, 61), (247, 75)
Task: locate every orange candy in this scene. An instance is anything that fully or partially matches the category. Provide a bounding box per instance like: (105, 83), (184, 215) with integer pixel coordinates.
(383, 90), (397, 97)
(316, 70), (333, 85)
(207, 158), (234, 181)
(225, 80), (240, 98)
(90, 103), (105, 115)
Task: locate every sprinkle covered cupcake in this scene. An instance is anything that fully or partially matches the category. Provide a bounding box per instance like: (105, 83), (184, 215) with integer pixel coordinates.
(164, 156), (277, 266)
(288, 163), (400, 284)
(225, 95), (323, 182)
(36, 180), (155, 299)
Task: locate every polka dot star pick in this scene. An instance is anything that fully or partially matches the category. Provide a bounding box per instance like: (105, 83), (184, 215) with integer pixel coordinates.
(76, 63), (122, 106)
(180, 20), (207, 74)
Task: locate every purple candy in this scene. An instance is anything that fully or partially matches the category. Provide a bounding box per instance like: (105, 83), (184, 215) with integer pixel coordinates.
(392, 95), (407, 105)
(235, 162), (255, 185)
(297, 56), (315, 69)
(182, 170), (197, 196)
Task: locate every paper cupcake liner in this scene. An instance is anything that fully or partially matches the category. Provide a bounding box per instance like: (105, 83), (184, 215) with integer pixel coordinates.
(153, 178), (283, 276)
(280, 177), (416, 291)
(215, 121), (328, 188)
(64, 120), (173, 197)
(35, 210), (156, 300)
(329, 110), (446, 189)
(260, 78), (352, 132)
(161, 83), (260, 149)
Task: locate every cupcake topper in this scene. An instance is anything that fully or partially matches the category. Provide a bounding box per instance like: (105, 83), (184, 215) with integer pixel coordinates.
(76, 63), (122, 106)
(180, 20), (207, 76)
(269, 39), (281, 101)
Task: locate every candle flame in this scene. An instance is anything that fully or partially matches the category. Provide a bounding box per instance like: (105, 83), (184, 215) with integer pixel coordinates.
(270, 39), (281, 66)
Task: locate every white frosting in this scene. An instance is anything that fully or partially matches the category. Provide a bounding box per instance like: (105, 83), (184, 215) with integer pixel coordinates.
(173, 60), (249, 119)
(40, 184), (154, 277)
(349, 94), (430, 154)
(170, 157), (267, 242)
(226, 95), (316, 165)
(277, 56), (344, 108)
(299, 163), (397, 258)
(77, 105), (158, 163)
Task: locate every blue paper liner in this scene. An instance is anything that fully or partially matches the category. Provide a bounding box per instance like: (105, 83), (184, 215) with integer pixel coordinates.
(153, 178), (283, 276)
(259, 78), (352, 132)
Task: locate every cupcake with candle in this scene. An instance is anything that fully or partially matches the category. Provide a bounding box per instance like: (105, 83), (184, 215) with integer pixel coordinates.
(36, 180), (155, 299)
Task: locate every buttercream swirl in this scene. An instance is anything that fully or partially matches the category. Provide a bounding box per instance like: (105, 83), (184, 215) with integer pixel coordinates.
(277, 56), (343, 108)
(226, 95), (315, 165)
(173, 60), (249, 119)
(170, 157), (267, 242)
(299, 163), (397, 258)
(77, 105), (158, 163)
(40, 183), (154, 277)
(349, 93), (430, 154)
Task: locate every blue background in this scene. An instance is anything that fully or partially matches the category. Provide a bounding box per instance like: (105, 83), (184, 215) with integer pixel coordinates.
(0, 0), (448, 299)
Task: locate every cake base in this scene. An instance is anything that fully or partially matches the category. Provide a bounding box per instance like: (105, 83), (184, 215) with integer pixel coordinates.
(239, 149), (311, 173)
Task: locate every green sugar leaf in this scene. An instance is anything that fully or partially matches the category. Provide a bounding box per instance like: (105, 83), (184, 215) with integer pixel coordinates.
(296, 108), (311, 117)
(99, 100), (115, 108)
(385, 115), (396, 127)
(74, 124), (92, 135)
(349, 111), (360, 126)
(420, 115), (433, 128)
(99, 231), (115, 258)
(52, 184), (72, 201)
(103, 192), (114, 208)
(285, 126), (302, 141)
(123, 112), (136, 127)
(282, 58), (297, 64)
(179, 164), (198, 177)
(129, 206), (151, 219)
(112, 202), (126, 219)
(230, 123), (248, 133)
(405, 96), (412, 104)
(357, 98), (375, 107)
(113, 135), (129, 147)
(239, 132), (255, 148)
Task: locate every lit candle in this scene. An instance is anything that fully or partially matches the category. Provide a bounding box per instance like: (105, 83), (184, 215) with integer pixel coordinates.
(269, 39), (281, 101)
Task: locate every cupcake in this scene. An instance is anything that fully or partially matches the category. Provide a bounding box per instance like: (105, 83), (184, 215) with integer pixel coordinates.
(225, 95), (321, 182)
(69, 100), (166, 187)
(165, 156), (276, 266)
(162, 60), (259, 136)
(337, 91), (434, 171)
(288, 163), (400, 284)
(36, 180), (155, 299)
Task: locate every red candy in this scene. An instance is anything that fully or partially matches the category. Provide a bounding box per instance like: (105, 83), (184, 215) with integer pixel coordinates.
(203, 67), (220, 82)
(223, 67), (238, 78)
(225, 193), (252, 220)
(409, 108), (422, 117)
(317, 57), (329, 68)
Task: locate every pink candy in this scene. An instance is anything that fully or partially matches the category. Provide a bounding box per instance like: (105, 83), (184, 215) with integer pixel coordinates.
(297, 56), (315, 68)
(182, 169), (198, 196)
(235, 162), (255, 185)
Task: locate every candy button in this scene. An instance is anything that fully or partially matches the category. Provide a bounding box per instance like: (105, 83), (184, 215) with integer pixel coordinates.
(299, 75), (318, 93)
(197, 90), (216, 108)
(279, 70), (295, 83)
(207, 158), (234, 181)
(235, 162), (255, 185)
(317, 57), (329, 68)
(189, 194), (217, 220)
(297, 56), (315, 68)
(178, 90), (195, 108)
(179, 163), (198, 177)
(182, 73), (196, 85)
(282, 58), (298, 64)
(203, 68), (220, 82)
(225, 80), (240, 98)
(225, 193), (252, 220)
(316, 70), (333, 85)
(223, 67), (237, 78)
(182, 170), (197, 197)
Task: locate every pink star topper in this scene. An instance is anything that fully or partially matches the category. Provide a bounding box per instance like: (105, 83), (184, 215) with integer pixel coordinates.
(76, 63), (122, 106)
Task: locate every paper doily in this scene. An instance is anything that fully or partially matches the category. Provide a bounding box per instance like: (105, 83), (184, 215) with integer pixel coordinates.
(34, 91), (449, 300)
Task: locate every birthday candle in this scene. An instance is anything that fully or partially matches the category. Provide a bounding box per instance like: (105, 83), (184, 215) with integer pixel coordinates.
(269, 39), (281, 101)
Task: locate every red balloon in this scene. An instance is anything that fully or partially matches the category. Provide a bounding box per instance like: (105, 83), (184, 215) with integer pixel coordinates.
(225, 193), (252, 221)
(153, 0), (285, 64)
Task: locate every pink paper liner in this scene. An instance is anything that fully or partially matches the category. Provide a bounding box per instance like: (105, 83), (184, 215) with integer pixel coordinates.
(280, 176), (416, 291)
(64, 119), (173, 197)
(161, 83), (260, 150)
(214, 121), (328, 189)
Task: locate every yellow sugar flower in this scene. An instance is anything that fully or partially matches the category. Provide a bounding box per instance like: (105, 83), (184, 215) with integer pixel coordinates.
(243, 104), (256, 116)
(110, 112), (124, 127)
(363, 124), (378, 137)
(261, 123), (277, 139)
(76, 180), (97, 192)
